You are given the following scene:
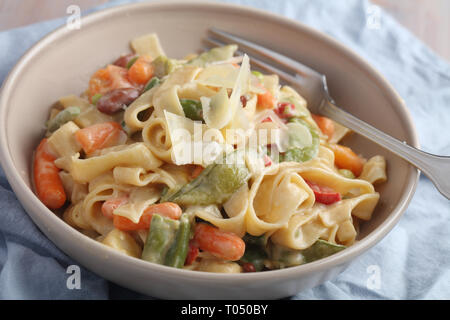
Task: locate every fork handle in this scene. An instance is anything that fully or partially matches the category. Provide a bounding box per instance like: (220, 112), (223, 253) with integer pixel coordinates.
(320, 99), (450, 199)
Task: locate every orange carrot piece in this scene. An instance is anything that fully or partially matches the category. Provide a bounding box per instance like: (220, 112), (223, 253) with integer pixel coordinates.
(312, 114), (335, 139)
(257, 89), (276, 109)
(194, 223), (245, 261)
(113, 202), (182, 231)
(88, 65), (134, 101)
(330, 144), (364, 177)
(127, 55), (154, 85)
(33, 138), (66, 209)
(101, 196), (129, 219)
(75, 121), (123, 155)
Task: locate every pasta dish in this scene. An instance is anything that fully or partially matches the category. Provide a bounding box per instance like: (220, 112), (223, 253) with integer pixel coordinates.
(32, 33), (387, 273)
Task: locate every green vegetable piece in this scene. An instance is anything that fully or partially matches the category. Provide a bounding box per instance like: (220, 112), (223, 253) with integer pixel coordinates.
(162, 151), (251, 206)
(141, 214), (180, 264)
(187, 45), (238, 67)
(143, 77), (160, 92)
(338, 169), (355, 179)
(283, 96), (309, 118)
(164, 214), (191, 268)
(151, 55), (179, 78)
(280, 118), (320, 163)
(46, 106), (81, 134)
(91, 93), (103, 105)
(251, 70), (264, 80)
(240, 234), (269, 271)
(126, 56), (139, 69)
(301, 239), (346, 263)
(180, 99), (203, 122)
(268, 243), (304, 269)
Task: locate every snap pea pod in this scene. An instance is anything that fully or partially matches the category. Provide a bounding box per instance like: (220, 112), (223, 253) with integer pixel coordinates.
(161, 151), (250, 206)
(164, 214), (191, 268)
(46, 106), (80, 134)
(141, 214), (180, 264)
(301, 239), (346, 263)
(280, 118), (320, 163)
(180, 99), (203, 122)
(143, 77), (160, 93)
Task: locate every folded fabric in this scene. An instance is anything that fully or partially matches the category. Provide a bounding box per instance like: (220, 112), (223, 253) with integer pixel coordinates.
(0, 0), (448, 299)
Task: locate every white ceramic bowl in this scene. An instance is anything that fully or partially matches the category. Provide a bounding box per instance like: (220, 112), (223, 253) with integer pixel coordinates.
(0, 1), (419, 299)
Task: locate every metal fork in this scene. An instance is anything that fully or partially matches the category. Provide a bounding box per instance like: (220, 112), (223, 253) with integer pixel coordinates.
(207, 28), (450, 200)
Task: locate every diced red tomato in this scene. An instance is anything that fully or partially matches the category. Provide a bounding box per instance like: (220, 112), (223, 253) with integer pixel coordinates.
(274, 102), (297, 119)
(305, 180), (341, 205)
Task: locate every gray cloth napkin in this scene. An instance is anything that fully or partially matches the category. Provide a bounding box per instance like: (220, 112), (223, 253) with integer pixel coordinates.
(0, 0), (449, 299)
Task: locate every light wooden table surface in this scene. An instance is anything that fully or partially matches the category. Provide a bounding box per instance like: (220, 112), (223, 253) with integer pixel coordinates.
(0, 0), (449, 61)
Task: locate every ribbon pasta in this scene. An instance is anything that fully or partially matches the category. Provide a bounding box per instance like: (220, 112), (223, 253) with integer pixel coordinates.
(34, 33), (387, 273)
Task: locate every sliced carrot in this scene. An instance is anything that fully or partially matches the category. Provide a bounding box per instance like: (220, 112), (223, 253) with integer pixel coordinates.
(33, 138), (66, 209)
(329, 144), (364, 177)
(194, 223), (245, 261)
(257, 89), (276, 109)
(312, 114), (335, 140)
(127, 55), (154, 85)
(88, 65), (133, 101)
(113, 202), (182, 231)
(75, 121), (123, 155)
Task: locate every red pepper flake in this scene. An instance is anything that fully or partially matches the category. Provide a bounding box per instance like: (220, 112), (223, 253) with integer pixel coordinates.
(242, 262), (256, 272)
(261, 117), (272, 123)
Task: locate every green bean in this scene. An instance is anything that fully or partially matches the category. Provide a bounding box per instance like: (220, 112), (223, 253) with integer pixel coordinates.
(164, 214), (191, 268)
(46, 106), (80, 134)
(141, 214), (180, 264)
(180, 99), (203, 122)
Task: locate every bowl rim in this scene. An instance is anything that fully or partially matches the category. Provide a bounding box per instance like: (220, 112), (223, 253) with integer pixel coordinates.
(0, 0), (419, 285)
